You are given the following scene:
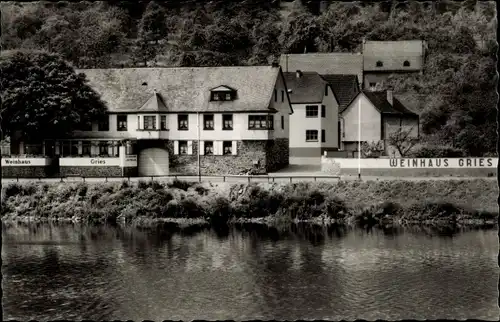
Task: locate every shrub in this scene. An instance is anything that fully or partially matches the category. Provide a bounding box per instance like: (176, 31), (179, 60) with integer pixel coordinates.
(4, 183), (22, 198)
(207, 197), (232, 222)
(194, 184), (209, 195)
(409, 145), (465, 158)
(167, 179), (194, 191)
(324, 196), (349, 219)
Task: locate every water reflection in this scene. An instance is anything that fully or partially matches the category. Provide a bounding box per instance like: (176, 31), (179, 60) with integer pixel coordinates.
(2, 222), (498, 321)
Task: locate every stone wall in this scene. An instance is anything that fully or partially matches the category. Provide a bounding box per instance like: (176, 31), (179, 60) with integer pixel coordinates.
(168, 140), (270, 175)
(60, 166), (122, 177)
(2, 166), (53, 178)
(122, 167), (137, 177)
(265, 138), (289, 172)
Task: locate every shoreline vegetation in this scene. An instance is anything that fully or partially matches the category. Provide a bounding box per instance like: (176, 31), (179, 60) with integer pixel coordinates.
(1, 179), (498, 228)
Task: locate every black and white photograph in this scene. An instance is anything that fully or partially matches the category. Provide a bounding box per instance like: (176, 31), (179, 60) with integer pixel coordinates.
(1, 0), (498, 320)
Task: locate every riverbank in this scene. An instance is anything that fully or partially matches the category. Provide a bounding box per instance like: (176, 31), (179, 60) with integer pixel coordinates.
(1, 179), (498, 226)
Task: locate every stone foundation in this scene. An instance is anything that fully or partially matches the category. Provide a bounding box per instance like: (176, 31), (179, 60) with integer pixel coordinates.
(2, 166), (55, 178)
(60, 166), (122, 177)
(265, 138), (289, 172)
(168, 140), (289, 175)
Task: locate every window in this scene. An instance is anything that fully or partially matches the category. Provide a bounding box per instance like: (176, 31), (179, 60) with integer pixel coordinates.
(306, 105), (319, 118)
(403, 60), (410, 67)
(281, 115), (284, 130)
(71, 141), (79, 156)
(62, 141), (70, 156)
(179, 141), (188, 155)
(306, 130), (318, 142)
(98, 116), (109, 131)
(223, 114), (233, 130)
(321, 130), (325, 143)
(248, 115), (273, 130)
(204, 114), (214, 130)
(274, 89), (277, 102)
(321, 105), (326, 118)
(325, 85), (328, 96)
(160, 115), (167, 130)
(204, 141), (214, 155)
(99, 141), (109, 156)
(223, 141), (232, 155)
(281, 90), (284, 102)
(178, 114), (189, 130)
(117, 115), (127, 131)
(211, 91), (235, 101)
(369, 82), (377, 88)
(376, 61), (383, 67)
(144, 115), (156, 130)
(82, 141), (91, 156)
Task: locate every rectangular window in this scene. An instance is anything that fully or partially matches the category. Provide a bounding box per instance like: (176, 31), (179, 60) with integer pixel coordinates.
(98, 116), (109, 131)
(223, 141), (232, 155)
(306, 106), (319, 118)
(143, 115), (156, 130)
(117, 114), (127, 131)
(160, 115), (167, 130)
(321, 105), (326, 118)
(274, 89), (277, 102)
(212, 93), (220, 101)
(178, 114), (189, 130)
(211, 91), (234, 101)
(281, 115), (284, 130)
(82, 141), (91, 156)
(306, 130), (318, 142)
(179, 140), (188, 155)
(325, 85), (328, 96)
(225, 93), (231, 100)
(222, 114), (233, 130)
(204, 114), (214, 130)
(61, 141), (70, 156)
(281, 90), (284, 102)
(204, 141), (214, 155)
(71, 141), (79, 156)
(248, 115), (273, 130)
(99, 141), (109, 156)
(321, 129), (326, 143)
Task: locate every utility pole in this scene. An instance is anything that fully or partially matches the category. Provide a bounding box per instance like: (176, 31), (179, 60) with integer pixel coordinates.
(197, 112), (201, 182)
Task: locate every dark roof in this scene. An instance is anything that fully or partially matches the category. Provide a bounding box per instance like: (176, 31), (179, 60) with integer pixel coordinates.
(321, 74), (360, 111)
(363, 40), (424, 72)
(363, 91), (419, 116)
(283, 72), (327, 104)
(76, 66), (282, 113)
(279, 53), (363, 84)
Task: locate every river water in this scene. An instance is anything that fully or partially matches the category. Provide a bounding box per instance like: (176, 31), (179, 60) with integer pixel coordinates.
(2, 222), (499, 321)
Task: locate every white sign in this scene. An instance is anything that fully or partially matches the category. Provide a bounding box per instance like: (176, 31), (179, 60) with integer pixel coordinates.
(59, 157), (121, 167)
(328, 157), (498, 169)
(1, 158), (51, 166)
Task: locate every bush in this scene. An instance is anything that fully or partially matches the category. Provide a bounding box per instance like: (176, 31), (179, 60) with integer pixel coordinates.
(409, 145), (465, 158)
(167, 179), (194, 191)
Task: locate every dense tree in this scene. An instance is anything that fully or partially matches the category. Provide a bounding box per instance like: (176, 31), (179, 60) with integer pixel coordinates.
(0, 51), (107, 142)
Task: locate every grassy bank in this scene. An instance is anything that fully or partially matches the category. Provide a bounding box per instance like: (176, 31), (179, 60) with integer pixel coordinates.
(1, 179), (498, 226)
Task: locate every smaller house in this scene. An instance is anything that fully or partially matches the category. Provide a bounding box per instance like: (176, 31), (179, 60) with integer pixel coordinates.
(340, 90), (419, 157)
(284, 70), (340, 165)
(362, 40), (426, 90)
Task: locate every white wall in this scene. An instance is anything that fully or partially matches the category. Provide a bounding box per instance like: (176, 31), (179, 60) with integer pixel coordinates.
(341, 93), (381, 142)
(289, 103), (322, 149)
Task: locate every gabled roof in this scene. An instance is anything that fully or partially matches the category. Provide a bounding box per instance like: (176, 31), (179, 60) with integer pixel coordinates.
(363, 40), (424, 72)
(210, 85), (236, 92)
(279, 53), (363, 84)
(283, 72), (327, 104)
(76, 66), (281, 113)
(321, 74), (360, 111)
(138, 92), (168, 112)
(363, 91), (419, 116)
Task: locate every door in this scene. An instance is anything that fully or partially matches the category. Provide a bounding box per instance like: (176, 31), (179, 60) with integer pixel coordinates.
(138, 147), (169, 176)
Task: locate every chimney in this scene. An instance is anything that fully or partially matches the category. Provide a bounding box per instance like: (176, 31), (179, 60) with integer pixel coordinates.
(387, 90), (393, 106)
(296, 70), (302, 78)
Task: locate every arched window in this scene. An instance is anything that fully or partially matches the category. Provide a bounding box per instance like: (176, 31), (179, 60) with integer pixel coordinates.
(403, 60), (410, 67)
(376, 61), (383, 67)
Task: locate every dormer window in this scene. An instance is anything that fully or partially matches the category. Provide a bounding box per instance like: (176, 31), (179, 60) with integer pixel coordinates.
(376, 61), (383, 67)
(403, 60), (410, 67)
(210, 86), (237, 101)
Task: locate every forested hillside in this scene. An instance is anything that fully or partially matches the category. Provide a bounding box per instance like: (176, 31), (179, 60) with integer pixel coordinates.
(1, 0), (497, 156)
